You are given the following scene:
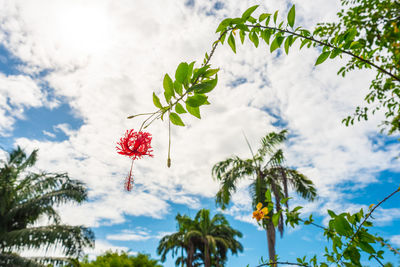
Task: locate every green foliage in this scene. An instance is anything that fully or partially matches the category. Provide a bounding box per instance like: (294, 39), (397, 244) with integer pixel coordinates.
(157, 209), (242, 267)
(314, 0), (400, 133)
(80, 251), (162, 267)
(0, 147), (94, 267)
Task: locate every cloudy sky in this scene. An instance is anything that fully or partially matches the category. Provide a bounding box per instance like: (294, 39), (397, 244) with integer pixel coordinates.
(0, 0), (399, 266)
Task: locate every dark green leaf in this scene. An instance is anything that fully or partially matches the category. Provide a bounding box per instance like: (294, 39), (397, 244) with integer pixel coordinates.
(358, 241), (376, 254)
(152, 92), (162, 109)
(175, 103), (187, 114)
(287, 5), (295, 28)
(315, 51), (331, 65)
(242, 5), (259, 20)
(169, 112), (185, 126)
(228, 33), (236, 53)
(193, 75), (218, 94)
(186, 104), (201, 119)
(186, 94), (208, 107)
(175, 62), (189, 84)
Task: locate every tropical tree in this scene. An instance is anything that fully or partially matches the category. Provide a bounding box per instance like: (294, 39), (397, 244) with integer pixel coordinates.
(189, 209), (243, 267)
(157, 213), (196, 267)
(157, 209), (242, 267)
(0, 147), (94, 266)
(212, 130), (317, 264)
(80, 251), (162, 267)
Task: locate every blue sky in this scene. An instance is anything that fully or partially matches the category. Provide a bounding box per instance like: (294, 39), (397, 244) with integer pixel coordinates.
(0, 0), (399, 266)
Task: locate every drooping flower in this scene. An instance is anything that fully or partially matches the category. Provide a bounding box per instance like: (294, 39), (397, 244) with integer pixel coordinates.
(116, 129), (153, 160)
(117, 129), (153, 191)
(252, 202), (269, 222)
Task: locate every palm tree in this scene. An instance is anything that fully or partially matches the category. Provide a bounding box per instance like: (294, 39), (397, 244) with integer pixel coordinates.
(157, 213), (196, 267)
(0, 147), (95, 266)
(157, 209), (243, 267)
(212, 130), (317, 264)
(188, 209), (243, 267)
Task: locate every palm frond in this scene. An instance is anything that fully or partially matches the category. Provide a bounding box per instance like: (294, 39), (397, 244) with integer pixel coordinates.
(286, 169), (317, 201)
(0, 252), (44, 267)
(3, 225), (94, 257)
(257, 130), (287, 158)
(213, 156), (256, 209)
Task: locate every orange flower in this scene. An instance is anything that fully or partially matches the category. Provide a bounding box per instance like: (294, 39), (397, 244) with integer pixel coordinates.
(252, 202), (269, 222)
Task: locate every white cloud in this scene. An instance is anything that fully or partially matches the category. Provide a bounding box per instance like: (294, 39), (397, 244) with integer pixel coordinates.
(106, 228), (172, 242)
(42, 130), (55, 138)
(0, 0), (399, 234)
(390, 235), (400, 247)
(0, 73), (44, 135)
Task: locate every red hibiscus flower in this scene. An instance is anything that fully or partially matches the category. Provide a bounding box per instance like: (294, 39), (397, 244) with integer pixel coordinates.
(116, 129), (153, 160)
(117, 129), (153, 191)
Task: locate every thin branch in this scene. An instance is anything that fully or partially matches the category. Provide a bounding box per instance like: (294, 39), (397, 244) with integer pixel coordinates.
(377, 238), (400, 256)
(244, 24), (400, 82)
(337, 187), (400, 263)
(256, 261), (310, 267)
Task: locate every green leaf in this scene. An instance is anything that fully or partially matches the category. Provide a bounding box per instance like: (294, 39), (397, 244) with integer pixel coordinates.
(152, 93), (162, 109)
(287, 5), (295, 28)
(259, 13), (271, 22)
(250, 32), (259, 48)
(175, 62), (189, 84)
(175, 103), (187, 114)
(203, 68), (219, 78)
(186, 61), (195, 84)
(216, 18), (232, 33)
(315, 51), (331, 65)
(186, 104), (201, 119)
(163, 74), (174, 102)
(186, 94), (208, 107)
(169, 112), (185, 126)
(228, 33), (236, 53)
(327, 210), (336, 218)
(334, 215), (353, 236)
(192, 65), (210, 82)
(273, 10), (278, 24)
(272, 213), (280, 227)
(270, 35), (284, 53)
(265, 189), (272, 202)
(192, 75), (218, 94)
(239, 30), (246, 44)
(358, 241), (376, 254)
(261, 29), (272, 44)
(330, 48), (342, 59)
(284, 36), (292, 54)
(174, 80), (183, 95)
(242, 5), (259, 20)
